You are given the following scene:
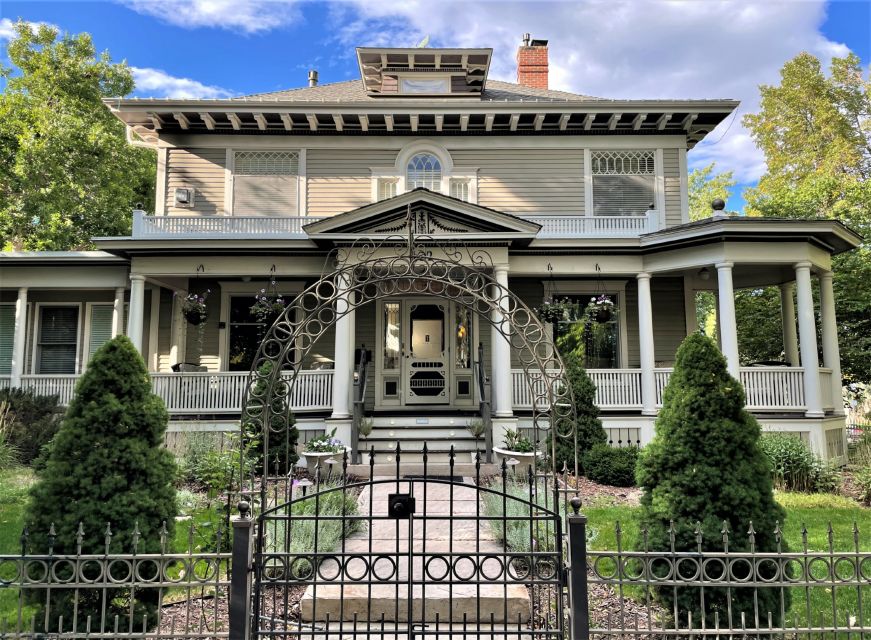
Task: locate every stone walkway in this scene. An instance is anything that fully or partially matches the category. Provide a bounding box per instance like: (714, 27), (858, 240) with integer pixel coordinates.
(300, 478), (531, 625)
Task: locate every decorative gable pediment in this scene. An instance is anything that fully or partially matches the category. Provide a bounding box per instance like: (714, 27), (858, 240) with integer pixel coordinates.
(303, 188), (540, 241)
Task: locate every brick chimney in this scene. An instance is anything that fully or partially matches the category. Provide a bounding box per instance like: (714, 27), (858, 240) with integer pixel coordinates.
(516, 33), (549, 89)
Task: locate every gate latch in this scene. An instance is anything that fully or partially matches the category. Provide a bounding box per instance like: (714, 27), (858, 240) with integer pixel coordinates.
(388, 493), (416, 519)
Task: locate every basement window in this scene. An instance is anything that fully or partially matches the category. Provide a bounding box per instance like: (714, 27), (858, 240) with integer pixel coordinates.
(591, 150), (655, 217)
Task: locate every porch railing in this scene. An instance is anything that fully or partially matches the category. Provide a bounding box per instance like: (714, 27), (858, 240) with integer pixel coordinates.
(131, 210), (656, 239)
(12, 370), (333, 414)
(512, 366), (816, 413)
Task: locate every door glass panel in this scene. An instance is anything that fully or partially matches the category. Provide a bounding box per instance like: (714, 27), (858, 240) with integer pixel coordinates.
(410, 304), (443, 359)
(383, 302), (400, 369)
(455, 306), (472, 368)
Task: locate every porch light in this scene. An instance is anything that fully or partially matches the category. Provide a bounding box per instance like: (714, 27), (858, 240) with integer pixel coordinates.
(698, 267), (711, 281)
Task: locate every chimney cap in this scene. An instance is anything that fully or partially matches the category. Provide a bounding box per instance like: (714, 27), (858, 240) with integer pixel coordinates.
(530, 38), (548, 47)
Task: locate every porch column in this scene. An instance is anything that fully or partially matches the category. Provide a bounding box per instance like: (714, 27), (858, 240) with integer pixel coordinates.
(491, 265), (513, 417)
(779, 283), (799, 366)
(127, 274), (146, 353)
(10, 287), (28, 387)
(795, 262), (823, 418)
(637, 273), (657, 415)
(819, 271), (843, 415)
(715, 262), (740, 378)
(330, 273), (353, 420)
(111, 286), (126, 337)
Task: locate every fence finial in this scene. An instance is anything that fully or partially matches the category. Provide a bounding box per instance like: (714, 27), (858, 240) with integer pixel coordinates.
(237, 500), (251, 520)
(570, 495), (581, 515)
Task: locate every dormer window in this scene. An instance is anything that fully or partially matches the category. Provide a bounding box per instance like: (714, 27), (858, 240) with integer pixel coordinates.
(407, 153), (442, 190)
(400, 77), (451, 94)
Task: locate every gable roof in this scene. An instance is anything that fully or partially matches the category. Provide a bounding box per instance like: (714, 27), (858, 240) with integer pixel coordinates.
(242, 79), (603, 103)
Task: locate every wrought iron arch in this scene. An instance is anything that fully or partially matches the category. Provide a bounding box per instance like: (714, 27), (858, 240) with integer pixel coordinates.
(240, 228), (579, 504)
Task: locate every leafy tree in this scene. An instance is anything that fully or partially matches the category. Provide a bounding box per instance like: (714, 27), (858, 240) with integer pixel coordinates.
(0, 21), (155, 250)
(25, 336), (177, 631)
(549, 353), (607, 474)
(636, 334), (788, 626)
(743, 52), (871, 383)
(688, 162), (736, 220)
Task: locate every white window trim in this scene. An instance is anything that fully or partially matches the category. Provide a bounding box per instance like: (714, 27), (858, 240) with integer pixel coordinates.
(585, 149), (662, 224)
(371, 142), (478, 204)
(218, 281), (304, 371)
(31, 302), (83, 375)
(541, 280), (629, 369)
(224, 148), (307, 217)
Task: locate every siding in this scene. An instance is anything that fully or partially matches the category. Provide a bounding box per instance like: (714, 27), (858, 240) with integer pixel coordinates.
(452, 148), (584, 214)
(307, 149), (397, 217)
(662, 148), (682, 227)
(624, 276), (686, 367)
(165, 148), (226, 215)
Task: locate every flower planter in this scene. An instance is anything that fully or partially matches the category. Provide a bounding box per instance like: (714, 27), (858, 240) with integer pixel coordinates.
(303, 448), (350, 475)
(184, 310), (206, 325)
(491, 447), (543, 474)
(594, 308), (612, 323)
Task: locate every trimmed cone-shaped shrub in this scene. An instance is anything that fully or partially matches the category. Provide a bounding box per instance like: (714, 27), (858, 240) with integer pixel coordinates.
(25, 336), (177, 632)
(549, 353), (608, 474)
(243, 360), (299, 475)
(636, 333), (789, 626)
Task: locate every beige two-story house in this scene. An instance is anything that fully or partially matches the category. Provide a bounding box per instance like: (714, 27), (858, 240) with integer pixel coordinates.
(0, 38), (860, 462)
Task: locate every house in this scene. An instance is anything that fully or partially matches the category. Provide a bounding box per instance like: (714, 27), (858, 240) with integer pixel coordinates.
(0, 37), (860, 463)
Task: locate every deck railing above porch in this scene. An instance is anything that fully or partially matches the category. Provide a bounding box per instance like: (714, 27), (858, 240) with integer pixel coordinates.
(131, 210), (656, 240)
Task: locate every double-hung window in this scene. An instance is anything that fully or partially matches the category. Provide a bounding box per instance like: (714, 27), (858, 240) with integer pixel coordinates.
(591, 151), (655, 217)
(449, 178), (471, 202)
(36, 306), (79, 374)
(233, 151), (300, 216)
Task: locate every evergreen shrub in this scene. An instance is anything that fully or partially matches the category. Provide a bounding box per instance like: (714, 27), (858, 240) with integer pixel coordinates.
(584, 443), (638, 487)
(24, 336), (178, 632)
(548, 353), (607, 474)
(636, 333), (789, 626)
(242, 361), (299, 475)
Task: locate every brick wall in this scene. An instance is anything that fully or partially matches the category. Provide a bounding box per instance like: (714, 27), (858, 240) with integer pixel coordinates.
(516, 44), (549, 89)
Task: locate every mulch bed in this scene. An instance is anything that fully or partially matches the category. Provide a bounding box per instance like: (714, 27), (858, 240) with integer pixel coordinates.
(563, 474), (643, 507)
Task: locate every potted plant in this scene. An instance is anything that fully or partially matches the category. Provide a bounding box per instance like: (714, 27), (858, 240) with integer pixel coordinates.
(586, 294), (615, 323)
(251, 279), (287, 325)
(492, 427), (541, 473)
(178, 290), (210, 326)
(302, 428), (349, 474)
(358, 417), (374, 440)
(467, 418), (487, 461)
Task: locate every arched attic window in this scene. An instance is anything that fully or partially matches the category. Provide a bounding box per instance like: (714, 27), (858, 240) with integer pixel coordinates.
(406, 153), (442, 191)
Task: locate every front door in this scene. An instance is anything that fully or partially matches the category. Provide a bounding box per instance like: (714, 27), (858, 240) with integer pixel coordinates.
(404, 300), (449, 404)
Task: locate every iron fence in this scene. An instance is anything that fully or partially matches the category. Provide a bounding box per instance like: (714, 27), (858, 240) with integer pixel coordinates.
(2, 487), (870, 639)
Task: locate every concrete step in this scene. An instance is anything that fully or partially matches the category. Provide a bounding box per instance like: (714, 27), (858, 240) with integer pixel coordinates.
(366, 425), (480, 440)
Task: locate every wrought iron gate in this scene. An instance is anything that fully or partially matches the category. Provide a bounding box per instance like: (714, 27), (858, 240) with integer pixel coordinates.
(252, 451), (565, 639)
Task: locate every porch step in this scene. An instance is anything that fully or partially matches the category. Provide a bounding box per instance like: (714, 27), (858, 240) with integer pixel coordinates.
(345, 462), (500, 477)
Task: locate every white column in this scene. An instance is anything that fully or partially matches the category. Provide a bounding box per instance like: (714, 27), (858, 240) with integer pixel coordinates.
(10, 287), (28, 387)
(127, 274), (146, 353)
(330, 273), (353, 420)
(795, 261), (823, 417)
(818, 271), (843, 415)
(715, 262), (740, 378)
(637, 273), (657, 415)
(111, 286), (126, 337)
(779, 282), (799, 367)
(491, 266), (513, 417)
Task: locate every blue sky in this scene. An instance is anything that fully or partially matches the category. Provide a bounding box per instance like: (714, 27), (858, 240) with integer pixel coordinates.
(2, 0), (869, 212)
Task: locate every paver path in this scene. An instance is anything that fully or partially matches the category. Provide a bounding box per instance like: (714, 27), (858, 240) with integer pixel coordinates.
(300, 478), (531, 624)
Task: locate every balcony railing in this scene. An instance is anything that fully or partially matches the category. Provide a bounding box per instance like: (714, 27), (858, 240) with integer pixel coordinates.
(512, 366), (815, 413)
(9, 370), (333, 414)
(131, 210), (655, 240)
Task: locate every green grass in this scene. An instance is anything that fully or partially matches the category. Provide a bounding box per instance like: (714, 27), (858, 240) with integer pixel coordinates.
(481, 480), (563, 552)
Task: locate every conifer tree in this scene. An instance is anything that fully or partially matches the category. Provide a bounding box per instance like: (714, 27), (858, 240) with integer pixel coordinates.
(636, 333), (789, 625)
(25, 336), (177, 631)
(550, 353), (607, 474)
(243, 360), (299, 475)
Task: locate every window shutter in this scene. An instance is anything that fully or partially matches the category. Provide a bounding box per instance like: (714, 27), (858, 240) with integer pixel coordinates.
(87, 305), (114, 363)
(0, 306), (13, 375)
(233, 151), (299, 216)
(37, 307), (78, 374)
(591, 151), (656, 217)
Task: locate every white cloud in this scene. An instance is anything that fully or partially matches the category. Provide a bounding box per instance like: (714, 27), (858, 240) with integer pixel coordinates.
(119, 0), (301, 34)
(131, 66), (233, 98)
(0, 17), (58, 41)
(331, 0), (854, 185)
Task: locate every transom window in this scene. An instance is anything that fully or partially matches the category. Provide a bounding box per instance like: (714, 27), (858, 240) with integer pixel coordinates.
(591, 150), (656, 217)
(406, 153), (442, 191)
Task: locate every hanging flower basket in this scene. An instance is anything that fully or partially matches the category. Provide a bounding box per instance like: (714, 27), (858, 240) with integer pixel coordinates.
(534, 297), (582, 325)
(587, 294), (615, 323)
(251, 272), (287, 324)
(178, 291), (209, 325)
